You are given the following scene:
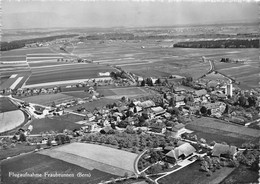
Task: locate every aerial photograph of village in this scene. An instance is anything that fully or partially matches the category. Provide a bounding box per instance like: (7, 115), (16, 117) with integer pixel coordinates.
(0, 0), (259, 184)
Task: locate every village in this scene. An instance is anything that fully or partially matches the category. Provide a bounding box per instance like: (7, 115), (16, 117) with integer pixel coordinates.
(1, 63), (260, 184)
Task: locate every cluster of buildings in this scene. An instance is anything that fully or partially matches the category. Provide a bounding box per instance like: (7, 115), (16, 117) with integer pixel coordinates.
(66, 86), (230, 139)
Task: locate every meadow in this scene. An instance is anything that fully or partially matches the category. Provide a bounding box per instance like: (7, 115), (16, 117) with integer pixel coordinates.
(26, 63), (115, 85)
(1, 39), (258, 90)
(39, 142), (138, 176)
(1, 47), (54, 57)
(71, 41), (259, 88)
(19, 93), (75, 106)
(0, 110), (25, 133)
(185, 117), (260, 147)
(0, 97), (18, 112)
(27, 116), (83, 134)
(1, 153), (115, 184)
(158, 160), (235, 184)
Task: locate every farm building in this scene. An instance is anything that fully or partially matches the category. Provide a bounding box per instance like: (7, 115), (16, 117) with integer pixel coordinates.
(194, 89), (207, 97)
(203, 101), (226, 117)
(140, 100), (155, 109)
(99, 72), (110, 76)
(173, 87), (187, 94)
(151, 106), (166, 116)
(165, 143), (196, 164)
(149, 123), (166, 134)
(171, 123), (186, 138)
(174, 95), (186, 107)
(212, 143), (237, 158)
(85, 113), (95, 121)
(81, 122), (100, 132)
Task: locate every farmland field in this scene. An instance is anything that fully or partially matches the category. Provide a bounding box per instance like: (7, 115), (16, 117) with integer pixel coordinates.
(26, 116), (83, 134)
(158, 160), (235, 184)
(189, 117), (260, 138)
(39, 142), (138, 176)
(61, 91), (92, 98)
(67, 98), (117, 112)
(1, 47), (55, 57)
(19, 93), (75, 106)
(0, 110), (25, 133)
(0, 142), (37, 160)
(186, 117), (260, 146)
(0, 56), (26, 61)
(110, 87), (147, 96)
(186, 125), (258, 147)
(220, 165), (259, 184)
(0, 97), (18, 112)
(26, 63), (115, 85)
(1, 153), (116, 184)
(1, 40), (258, 90)
(71, 41), (259, 89)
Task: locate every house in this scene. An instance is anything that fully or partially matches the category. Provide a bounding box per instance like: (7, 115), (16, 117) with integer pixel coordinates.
(163, 146), (175, 153)
(81, 122), (100, 132)
(149, 123), (166, 134)
(174, 95), (186, 107)
(230, 116), (245, 125)
(163, 112), (172, 119)
(85, 113), (95, 121)
(140, 100), (155, 109)
(171, 123), (186, 138)
(99, 72), (110, 76)
(174, 87), (186, 94)
(165, 143), (196, 164)
(203, 102), (226, 116)
(113, 112), (123, 118)
(117, 105), (128, 113)
(130, 106), (142, 113)
(212, 143), (237, 158)
(151, 106), (166, 116)
(207, 81), (219, 89)
(133, 101), (141, 106)
(100, 126), (113, 134)
(194, 89), (207, 97)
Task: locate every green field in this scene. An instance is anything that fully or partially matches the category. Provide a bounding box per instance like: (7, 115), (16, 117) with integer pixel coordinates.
(1, 153), (116, 184)
(186, 117), (260, 146)
(0, 142), (37, 161)
(68, 98), (117, 112)
(27, 115), (83, 134)
(39, 142), (138, 176)
(158, 161), (235, 184)
(1, 39), (258, 90)
(0, 97), (18, 113)
(220, 165), (259, 184)
(19, 93), (75, 106)
(1, 47), (54, 57)
(61, 91), (92, 98)
(0, 110), (25, 133)
(111, 87), (147, 96)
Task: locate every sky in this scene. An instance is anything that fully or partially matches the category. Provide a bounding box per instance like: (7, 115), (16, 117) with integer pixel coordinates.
(2, 0), (259, 29)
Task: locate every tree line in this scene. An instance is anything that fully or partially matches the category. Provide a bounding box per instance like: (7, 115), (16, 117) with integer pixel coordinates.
(0, 34), (78, 51)
(79, 32), (259, 41)
(173, 39), (259, 48)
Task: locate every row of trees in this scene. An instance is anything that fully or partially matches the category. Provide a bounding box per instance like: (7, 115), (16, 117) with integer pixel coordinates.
(174, 39), (259, 48)
(81, 131), (176, 152)
(199, 156), (238, 176)
(79, 33), (258, 41)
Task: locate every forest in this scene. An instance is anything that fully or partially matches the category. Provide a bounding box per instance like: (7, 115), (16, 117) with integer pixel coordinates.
(173, 39), (259, 48)
(0, 34), (78, 51)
